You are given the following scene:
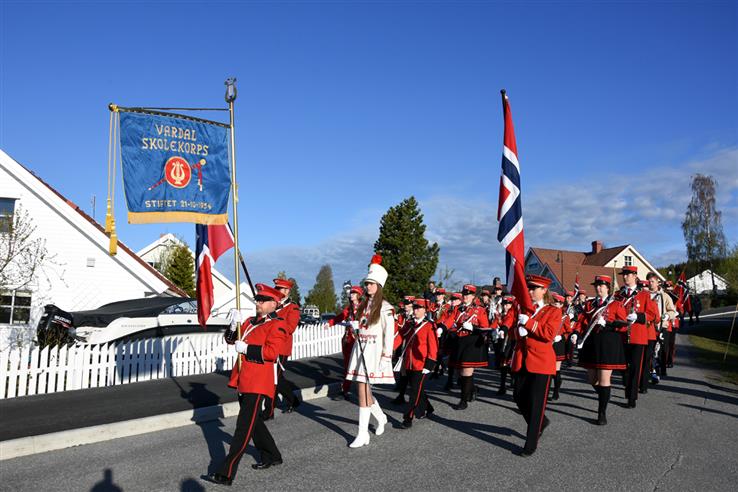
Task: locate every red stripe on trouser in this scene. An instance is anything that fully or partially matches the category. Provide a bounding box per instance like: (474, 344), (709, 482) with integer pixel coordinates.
(226, 395), (261, 478)
(538, 376), (551, 433)
(409, 374), (427, 419)
(636, 348), (645, 392)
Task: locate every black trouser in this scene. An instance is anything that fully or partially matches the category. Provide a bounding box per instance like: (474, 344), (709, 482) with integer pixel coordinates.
(218, 393), (281, 479)
(404, 370), (432, 420)
(396, 373), (409, 397)
(640, 340), (656, 391)
(667, 331), (677, 366)
(513, 367), (551, 453)
(263, 358), (298, 417)
(658, 331), (671, 376)
(624, 344), (645, 402)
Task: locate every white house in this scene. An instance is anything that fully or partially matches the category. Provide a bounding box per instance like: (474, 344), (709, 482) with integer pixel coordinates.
(0, 148), (186, 346)
(136, 233), (255, 318)
(687, 270), (729, 295)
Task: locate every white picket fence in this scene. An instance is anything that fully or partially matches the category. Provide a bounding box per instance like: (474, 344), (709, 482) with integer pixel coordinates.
(0, 323), (343, 399)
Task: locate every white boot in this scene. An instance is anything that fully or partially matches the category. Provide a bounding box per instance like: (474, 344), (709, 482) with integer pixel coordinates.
(370, 400), (388, 436)
(349, 407), (371, 448)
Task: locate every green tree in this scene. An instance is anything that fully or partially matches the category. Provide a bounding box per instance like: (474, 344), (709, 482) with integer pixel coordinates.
(374, 196), (440, 305)
(305, 264), (339, 314)
(682, 174), (728, 294)
(276, 270), (302, 305)
(162, 243), (196, 297)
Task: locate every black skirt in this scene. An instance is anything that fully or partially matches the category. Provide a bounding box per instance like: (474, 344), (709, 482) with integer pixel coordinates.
(579, 328), (626, 370)
(553, 337), (567, 361)
(493, 327), (515, 368)
(452, 332), (488, 368)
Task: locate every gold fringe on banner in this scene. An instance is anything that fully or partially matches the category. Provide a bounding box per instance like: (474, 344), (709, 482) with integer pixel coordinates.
(127, 211), (229, 225)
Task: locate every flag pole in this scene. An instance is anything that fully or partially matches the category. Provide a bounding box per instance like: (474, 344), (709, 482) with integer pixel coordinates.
(225, 78), (242, 368)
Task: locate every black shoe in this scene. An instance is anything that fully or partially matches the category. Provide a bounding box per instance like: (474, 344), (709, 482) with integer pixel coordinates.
(284, 399), (301, 413)
(627, 399), (636, 408)
(497, 387), (507, 396)
(202, 473), (233, 486)
(418, 407), (434, 419)
(401, 419), (413, 429)
(596, 413), (608, 426)
(261, 412), (274, 421)
(639, 388), (648, 394)
(251, 460), (283, 470)
(391, 395), (406, 405)
(551, 391), (559, 401)
(517, 448), (535, 457)
(453, 400), (468, 410)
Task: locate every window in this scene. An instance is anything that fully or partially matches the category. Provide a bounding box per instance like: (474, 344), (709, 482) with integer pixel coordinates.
(0, 291), (32, 325)
(0, 198), (17, 233)
(624, 255), (633, 267)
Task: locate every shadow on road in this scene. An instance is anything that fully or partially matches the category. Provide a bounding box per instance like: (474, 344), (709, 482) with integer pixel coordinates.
(180, 477), (205, 491)
(89, 469), (122, 492)
(678, 403), (738, 419)
(297, 399), (355, 444)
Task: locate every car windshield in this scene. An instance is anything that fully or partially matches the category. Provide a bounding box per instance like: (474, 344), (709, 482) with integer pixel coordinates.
(161, 300), (198, 315)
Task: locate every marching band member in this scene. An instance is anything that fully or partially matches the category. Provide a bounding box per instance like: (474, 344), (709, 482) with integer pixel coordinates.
(563, 290), (577, 366)
(618, 266), (658, 408)
(398, 299), (438, 428)
(577, 275), (627, 425)
(345, 255), (395, 448)
(430, 288), (448, 378)
(451, 285), (491, 410)
(648, 275), (676, 382)
(261, 278), (302, 420)
(511, 275), (560, 457)
(327, 285), (364, 399)
(549, 292), (571, 401)
(392, 296), (416, 405)
(494, 295), (517, 395)
(205, 284), (289, 485)
(440, 292), (463, 390)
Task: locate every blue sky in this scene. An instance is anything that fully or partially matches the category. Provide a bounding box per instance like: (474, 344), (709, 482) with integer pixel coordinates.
(1, 0), (736, 295)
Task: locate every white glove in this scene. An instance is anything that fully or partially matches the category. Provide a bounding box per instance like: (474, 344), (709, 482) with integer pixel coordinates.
(518, 314), (530, 325)
(627, 313), (638, 324)
(350, 320), (360, 333)
(518, 326), (529, 337)
(554, 335), (562, 343)
(498, 330), (505, 339)
(228, 308), (243, 329)
(462, 321), (474, 332)
(568, 312), (575, 320)
(436, 327), (443, 337)
(422, 368), (431, 375)
(658, 332), (665, 341)
(596, 317), (606, 327)
(661, 313), (669, 321)
(570, 333), (578, 344)
(234, 340), (248, 354)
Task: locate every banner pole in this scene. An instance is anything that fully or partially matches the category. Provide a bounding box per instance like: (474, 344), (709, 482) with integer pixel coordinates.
(225, 78), (242, 368)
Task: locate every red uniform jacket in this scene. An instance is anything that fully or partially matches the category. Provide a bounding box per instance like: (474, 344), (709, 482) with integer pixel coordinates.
(453, 303), (491, 338)
(276, 300), (301, 356)
(402, 319), (439, 372)
(618, 287), (659, 346)
(228, 314), (288, 396)
(511, 304), (560, 375)
(330, 304), (358, 345)
(577, 296), (629, 336)
(438, 305), (459, 332)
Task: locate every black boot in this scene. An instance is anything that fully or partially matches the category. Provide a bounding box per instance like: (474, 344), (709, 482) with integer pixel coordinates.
(454, 376), (469, 410)
(596, 386), (610, 425)
(497, 368), (508, 395)
(551, 371), (561, 400)
(467, 374), (477, 402)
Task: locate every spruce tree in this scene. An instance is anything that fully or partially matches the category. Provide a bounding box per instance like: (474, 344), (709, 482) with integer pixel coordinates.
(305, 264), (339, 314)
(374, 196), (440, 305)
(162, 243), (196, 297)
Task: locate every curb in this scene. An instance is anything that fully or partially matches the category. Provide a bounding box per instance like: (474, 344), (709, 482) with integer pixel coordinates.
(0, 382), (341, 461)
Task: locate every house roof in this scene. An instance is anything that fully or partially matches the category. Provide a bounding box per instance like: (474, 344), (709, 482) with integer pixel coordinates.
(1, 150), (187, 297)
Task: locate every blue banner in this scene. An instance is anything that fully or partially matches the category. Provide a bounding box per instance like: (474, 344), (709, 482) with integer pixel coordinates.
(119, 110), (230, 224)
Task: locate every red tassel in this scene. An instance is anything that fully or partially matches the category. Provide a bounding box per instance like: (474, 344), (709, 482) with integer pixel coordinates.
(370, 254), (382, 265)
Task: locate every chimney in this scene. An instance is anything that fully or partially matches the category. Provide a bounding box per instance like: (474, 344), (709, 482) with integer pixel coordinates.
(591, 240), (603, 254)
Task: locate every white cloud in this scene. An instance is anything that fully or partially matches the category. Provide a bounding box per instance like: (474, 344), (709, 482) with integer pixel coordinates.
(218, 146), (738, 295)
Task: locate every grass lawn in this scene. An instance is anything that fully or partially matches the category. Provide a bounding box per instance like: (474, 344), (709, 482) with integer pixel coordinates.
(687, 314), (738, 385)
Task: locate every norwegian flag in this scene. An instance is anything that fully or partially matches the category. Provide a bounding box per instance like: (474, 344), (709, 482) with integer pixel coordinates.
(195, 224), (235, 327)
(574, 273), (580, 296)
(675, 271), (691, 313)
(497, 90), (534, 315)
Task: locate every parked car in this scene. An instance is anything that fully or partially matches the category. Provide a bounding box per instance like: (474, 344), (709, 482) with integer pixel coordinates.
(36, 297), (229, 347)
(321, 313), (336, 323)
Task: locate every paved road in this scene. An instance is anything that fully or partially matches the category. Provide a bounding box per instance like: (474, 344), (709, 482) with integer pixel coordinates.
(3, 331), (737, 491)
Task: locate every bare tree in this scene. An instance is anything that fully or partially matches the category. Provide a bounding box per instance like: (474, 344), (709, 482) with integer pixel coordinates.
(0, 205), (49, 293)
(682, 174), (727, 295)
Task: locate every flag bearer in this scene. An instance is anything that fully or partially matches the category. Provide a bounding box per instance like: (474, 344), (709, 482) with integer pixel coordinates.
(205, 284), (288, 485)
(398, 299), (438, 428)
(511, 275), (560, 457)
